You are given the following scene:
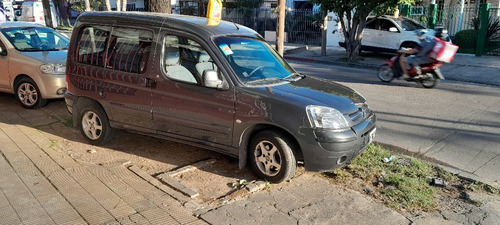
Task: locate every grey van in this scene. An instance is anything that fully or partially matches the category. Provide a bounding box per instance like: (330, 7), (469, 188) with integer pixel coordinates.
(65, 12), (376, 182)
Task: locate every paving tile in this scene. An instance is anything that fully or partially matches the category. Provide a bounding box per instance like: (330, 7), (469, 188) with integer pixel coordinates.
(37, 193), (83, 225)
(140, 207), (179, 225)
(0, 205), (22, 224)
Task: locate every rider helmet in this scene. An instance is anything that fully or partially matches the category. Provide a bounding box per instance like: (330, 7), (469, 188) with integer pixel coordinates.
(434, 28), (448, 41)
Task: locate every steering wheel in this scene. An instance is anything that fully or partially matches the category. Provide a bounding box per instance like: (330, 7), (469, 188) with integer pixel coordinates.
(247, 66), (264, 77)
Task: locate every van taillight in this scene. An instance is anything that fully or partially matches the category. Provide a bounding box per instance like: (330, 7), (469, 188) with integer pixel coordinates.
(65, 75), (69, 92)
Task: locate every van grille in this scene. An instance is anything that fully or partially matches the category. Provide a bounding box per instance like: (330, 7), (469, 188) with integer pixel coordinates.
(348, 103), (370, 125)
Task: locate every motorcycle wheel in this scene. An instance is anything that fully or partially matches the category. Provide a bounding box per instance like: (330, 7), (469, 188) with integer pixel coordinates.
(421, 73), (440, 88)
(377, 64), (394, 82)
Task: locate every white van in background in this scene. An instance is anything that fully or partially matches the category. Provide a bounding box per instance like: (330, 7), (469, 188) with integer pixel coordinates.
(18, 0), (57, 27)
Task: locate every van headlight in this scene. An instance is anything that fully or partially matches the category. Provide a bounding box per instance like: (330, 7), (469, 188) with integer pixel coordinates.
(40, 64), (66, 75)
(306, 105), (349, 130)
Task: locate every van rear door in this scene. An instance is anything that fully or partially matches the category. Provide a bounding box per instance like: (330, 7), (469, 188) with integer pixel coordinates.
(71, 25), (156, 132)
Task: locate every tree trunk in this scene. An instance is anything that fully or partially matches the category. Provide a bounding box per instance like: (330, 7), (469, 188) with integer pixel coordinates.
(121, 0), (127, 11)
(105, 0), (111, 11)
(337, 10), (368, 61)
(116, 0), (121, 12)
(84, 0), (91, 11)
(41, 0), (54, 28)
(146, 0), (171, 13)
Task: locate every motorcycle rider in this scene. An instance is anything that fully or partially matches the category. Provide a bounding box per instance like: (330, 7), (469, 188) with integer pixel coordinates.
(398, 30), (436, 79)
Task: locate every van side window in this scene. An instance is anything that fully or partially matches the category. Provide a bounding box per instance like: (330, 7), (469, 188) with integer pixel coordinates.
(75, 26), (153, 74)
(75, 26), (110, 67)
(162, 35), (216, 84)
(107, 28), (153, 74)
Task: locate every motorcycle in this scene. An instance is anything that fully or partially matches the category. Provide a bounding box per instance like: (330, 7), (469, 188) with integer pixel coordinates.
(377, 51), (445, 89)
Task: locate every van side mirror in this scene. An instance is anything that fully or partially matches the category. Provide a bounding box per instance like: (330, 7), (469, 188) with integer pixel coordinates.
(389, 27), (398, 32)
(203, 70), (226, 89)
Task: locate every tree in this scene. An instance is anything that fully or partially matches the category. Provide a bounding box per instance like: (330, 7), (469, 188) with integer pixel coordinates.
(146, 0), (171, 13)
(41, 0), (55, 28)
(310, 0), (411, 61)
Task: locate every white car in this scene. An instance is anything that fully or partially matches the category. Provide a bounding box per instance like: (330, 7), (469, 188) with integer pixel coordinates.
(339, 15), (439, 53)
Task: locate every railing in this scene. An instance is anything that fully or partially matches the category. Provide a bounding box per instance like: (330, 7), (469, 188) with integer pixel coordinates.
(222, 8), (324, 46)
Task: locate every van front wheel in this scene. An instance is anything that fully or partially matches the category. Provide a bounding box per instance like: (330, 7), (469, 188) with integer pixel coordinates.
(78, 103), (113, 145)
(249, 130), (297, 183)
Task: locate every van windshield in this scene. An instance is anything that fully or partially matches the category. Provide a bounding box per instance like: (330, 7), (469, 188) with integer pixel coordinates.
(1, 26), (69, 52)
(214, 36), (300, 85)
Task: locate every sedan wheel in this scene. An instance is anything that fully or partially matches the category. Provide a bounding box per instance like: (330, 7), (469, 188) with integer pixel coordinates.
(16, 78), (47, 109)
(249, 130), (297, 183)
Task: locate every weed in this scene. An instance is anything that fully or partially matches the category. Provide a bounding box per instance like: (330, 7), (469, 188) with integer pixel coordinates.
(61, 115), (73, 127)
(49, 139), (57, 148)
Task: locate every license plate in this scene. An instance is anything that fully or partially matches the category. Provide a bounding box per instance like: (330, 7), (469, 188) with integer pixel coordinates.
(366, 128), (376, 145)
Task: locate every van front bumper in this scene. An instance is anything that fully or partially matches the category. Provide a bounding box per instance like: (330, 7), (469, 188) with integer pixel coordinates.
(300, 114), (376, 172)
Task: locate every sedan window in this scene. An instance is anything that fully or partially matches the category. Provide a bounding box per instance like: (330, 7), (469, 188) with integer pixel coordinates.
(1, 26), (69, 51)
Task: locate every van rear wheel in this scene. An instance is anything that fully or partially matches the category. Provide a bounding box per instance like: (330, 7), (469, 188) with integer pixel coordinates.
(249, 130), (297, 183)
(78, 103), (113, 145)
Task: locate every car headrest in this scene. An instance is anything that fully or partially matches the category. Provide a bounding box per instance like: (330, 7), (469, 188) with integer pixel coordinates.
(165, 47), (180, 65)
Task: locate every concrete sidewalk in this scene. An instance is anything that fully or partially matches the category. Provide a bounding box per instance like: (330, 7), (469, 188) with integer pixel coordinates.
(283, 45), (500, 87)
(0, 102), (206, 224)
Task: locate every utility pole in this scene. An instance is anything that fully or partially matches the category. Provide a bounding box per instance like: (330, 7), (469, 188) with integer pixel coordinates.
(276, 0), (285, 56)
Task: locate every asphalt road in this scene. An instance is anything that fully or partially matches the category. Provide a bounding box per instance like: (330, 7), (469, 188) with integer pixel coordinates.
(290, 60), (500, 189)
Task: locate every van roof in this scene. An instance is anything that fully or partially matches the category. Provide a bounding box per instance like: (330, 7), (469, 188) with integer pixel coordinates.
(77, 12), (261, 39)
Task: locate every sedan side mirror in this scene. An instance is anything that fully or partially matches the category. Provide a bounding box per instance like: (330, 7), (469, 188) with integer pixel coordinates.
(389, 27), (398, 32)
(0, 47), (7, 56)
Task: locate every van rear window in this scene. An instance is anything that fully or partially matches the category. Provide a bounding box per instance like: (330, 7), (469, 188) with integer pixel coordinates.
(75, 26), (153, 74)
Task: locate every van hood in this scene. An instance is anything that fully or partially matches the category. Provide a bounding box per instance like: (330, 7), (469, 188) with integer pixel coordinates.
(270, 76), (365, 113)
(19, 50), (67, 64)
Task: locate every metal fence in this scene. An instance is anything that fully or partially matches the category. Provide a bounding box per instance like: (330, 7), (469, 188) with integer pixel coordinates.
(221, 8), (324, 46)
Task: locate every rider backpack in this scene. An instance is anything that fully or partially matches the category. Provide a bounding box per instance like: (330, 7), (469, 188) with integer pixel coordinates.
(429, 38), (459, 63)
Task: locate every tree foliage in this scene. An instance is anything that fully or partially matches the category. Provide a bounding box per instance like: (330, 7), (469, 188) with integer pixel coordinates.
(310, 0), (413, 60)
(234, 0), (263, 10)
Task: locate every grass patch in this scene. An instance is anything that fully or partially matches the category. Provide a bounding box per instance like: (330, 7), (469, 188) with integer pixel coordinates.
(324, 144), (461, 211)
(61, 115), (73, 127)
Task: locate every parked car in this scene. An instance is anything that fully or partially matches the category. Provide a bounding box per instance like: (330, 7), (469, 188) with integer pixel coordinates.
(0, 22), (69, 108)
(339, 15), (440, 53)
(65, 12), (376, 183)
(17, 0), (58, 27)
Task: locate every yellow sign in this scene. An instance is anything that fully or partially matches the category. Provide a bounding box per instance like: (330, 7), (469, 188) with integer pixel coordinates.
(207, 0), (222, 26)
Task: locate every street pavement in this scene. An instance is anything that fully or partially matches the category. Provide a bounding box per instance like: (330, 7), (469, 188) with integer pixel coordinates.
(1, 41), (499, 224)
(284, 45), (500, 190)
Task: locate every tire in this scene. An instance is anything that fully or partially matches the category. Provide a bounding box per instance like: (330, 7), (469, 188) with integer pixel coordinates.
(377, 64), (394, 82)
(401, 42), (418, 49)
(78, 102), (113, 145)
(15, 77), (47, 109)
(421, 73), (439, 88)
(248, 130), (297, 183)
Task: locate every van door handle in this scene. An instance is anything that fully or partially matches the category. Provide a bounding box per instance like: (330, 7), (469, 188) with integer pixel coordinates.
(141, 77), (154, 87)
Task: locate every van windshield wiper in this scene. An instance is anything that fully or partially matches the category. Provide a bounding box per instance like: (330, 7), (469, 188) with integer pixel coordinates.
(282, 73), (305, 82)
(245, 73), (305, 85)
